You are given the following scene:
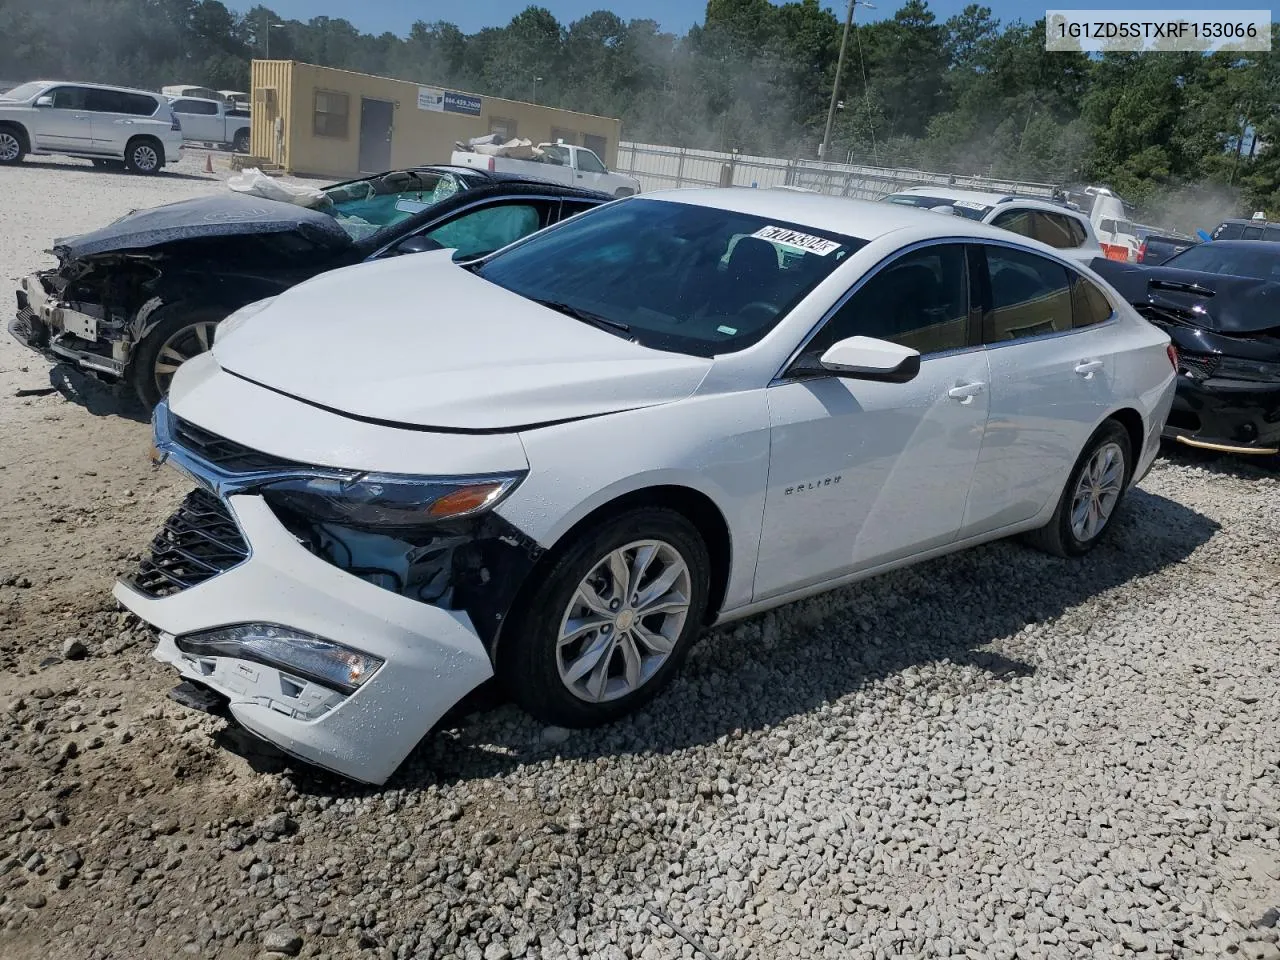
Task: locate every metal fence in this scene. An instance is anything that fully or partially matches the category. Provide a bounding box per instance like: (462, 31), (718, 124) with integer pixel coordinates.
(616, 141), (1059, 201)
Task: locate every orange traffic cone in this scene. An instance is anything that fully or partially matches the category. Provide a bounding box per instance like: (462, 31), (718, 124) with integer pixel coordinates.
(204, 153), (214, 174)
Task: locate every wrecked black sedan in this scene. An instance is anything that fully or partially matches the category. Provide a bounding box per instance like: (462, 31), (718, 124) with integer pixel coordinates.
(1093, 239), (1280, 456)
(10, 166), (610, 408)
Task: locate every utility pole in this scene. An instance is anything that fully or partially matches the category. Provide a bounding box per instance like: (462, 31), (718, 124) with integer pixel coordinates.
(821, 0), (873, 162)
(263, 9), (270, 59)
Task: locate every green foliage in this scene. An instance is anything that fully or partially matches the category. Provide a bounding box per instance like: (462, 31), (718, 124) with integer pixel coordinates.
(2, 0), (1276, 220)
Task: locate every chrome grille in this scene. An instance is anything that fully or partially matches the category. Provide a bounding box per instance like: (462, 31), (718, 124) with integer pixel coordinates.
(1178, 353), (1219, 381)
(171, 415), (307, 473)
(127, 488), (249, 598)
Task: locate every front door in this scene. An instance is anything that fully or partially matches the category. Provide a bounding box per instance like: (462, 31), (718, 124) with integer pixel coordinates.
(33, 86), (95, 151)
(358, 98), (394, 173)
(754, 243), (991, 599)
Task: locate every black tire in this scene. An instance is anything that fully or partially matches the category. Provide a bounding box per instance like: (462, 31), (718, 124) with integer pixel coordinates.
(124, 136), (164, 175)
(497, 507), (711, 728)
(232, 129), (250, 153)
(126, 303), (226, 409)
(0, 124), (26, 165)
(1024, 419), (1133, 558)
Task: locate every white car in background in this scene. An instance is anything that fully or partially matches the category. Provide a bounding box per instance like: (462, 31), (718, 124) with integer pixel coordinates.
(881, 187), (1103, 264)
(0, 80), (184, 173)
(115, 190), (1176, 783)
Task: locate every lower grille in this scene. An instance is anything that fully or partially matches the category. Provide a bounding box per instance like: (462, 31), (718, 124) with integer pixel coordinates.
(127, 488), (249, 598)
(1178, 353), (1219, 381)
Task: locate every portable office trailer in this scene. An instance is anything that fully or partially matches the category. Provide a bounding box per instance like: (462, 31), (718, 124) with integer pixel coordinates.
(248, 60), (623, 179)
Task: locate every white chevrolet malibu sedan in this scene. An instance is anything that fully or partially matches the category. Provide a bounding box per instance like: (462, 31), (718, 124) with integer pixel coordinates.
(115, 189), (1177, 783)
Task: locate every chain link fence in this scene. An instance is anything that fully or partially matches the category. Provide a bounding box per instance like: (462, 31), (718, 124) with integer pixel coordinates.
(616, 141), (1060, 201)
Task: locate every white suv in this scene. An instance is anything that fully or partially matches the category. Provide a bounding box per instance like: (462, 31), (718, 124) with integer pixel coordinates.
(881, 187), (1103, 264)
(0, 80), (184, 174)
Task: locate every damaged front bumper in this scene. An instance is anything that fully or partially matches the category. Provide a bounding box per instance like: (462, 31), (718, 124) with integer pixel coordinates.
(1163, 360), (1280, 455)
(11, 272), (126, 379)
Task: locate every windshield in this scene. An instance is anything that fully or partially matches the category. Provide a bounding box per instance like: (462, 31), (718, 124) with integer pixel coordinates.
(1165, 244), (1280, 282)
(315, 170), (467, 241)
(0, 82), (48, 102)
(476, 198), (867, 356)
(881, 194), (989, 221)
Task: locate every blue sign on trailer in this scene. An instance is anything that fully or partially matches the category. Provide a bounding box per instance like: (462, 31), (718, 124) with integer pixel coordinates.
(444, 92), (482, 116)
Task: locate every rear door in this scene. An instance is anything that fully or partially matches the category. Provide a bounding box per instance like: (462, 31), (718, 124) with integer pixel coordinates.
(33, 86), (95, 151)
(87, 89), (162, 154)
(961, 242), (1119, 536)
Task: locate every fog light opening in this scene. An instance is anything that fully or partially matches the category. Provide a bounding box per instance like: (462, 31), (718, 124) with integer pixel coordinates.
(174, 624), (383, 696)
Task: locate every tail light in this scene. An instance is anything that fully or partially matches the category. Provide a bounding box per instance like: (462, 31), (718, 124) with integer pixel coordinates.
(1137, 241), (1147, 263)
(170, 109), (181, 131)
(487, 156), (495, 172)
(1167, 343), (1179, 371)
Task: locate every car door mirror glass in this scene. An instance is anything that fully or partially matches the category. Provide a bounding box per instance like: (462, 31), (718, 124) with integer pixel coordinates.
(34, 95), (54, 108)
(819, 336), (921, 383)
(395, 235), (445, 255)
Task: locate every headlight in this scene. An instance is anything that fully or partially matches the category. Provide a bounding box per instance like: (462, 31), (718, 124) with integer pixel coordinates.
(175, 624), (383, 695)
(215, 296), (277, 344)
(1216, 356), (1280, 383)
(259, 471), (525, 529)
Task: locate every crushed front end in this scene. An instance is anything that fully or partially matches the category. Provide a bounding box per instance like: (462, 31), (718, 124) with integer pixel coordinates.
(114, 388), (542, 784)
(1141, 303), (1280, 455)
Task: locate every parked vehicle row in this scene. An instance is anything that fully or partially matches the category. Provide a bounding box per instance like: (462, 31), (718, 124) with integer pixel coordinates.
(9, 184), (1177, 783)
(168, 95), (250, 152)
(0, 79), (184, 172)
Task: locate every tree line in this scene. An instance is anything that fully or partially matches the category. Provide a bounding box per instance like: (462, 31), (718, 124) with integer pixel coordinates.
(3, 0), (1279, 228)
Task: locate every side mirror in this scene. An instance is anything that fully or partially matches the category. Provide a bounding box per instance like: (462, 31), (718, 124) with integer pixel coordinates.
(34, 95), (54, 108)
(818, 336), (920, 383)
(395, 235), (444, 255)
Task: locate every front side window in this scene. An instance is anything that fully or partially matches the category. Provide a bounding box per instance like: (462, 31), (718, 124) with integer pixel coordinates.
(1213, 222), (1244, 240)
(313, 90), (349, 138)
(49, 87), (89, 110)
(424, 203), (542, 260)
(476, 198), (867, 357)
(1035, 212), (1084, 249)
(576, 150), (607, 174)
(990, 208), (1036, 239)
(806, 244), (971, 358)
(983, 246), (1073, 342)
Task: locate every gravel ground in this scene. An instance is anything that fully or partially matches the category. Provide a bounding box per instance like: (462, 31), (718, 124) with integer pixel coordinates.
(1, 154), (1279, 960)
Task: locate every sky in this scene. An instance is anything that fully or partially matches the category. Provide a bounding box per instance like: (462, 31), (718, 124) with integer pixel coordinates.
(231, 0), (1260, 38)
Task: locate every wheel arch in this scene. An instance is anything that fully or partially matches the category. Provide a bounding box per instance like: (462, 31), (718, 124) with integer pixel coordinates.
(1103, 406), (1145, 482)
(0, 120), (31, 152)
(125, 133), (165, 166)
(491, 481), (734, 659)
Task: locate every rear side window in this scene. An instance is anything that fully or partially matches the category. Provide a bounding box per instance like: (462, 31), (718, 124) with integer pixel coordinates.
(811, 244), (971, 356)
(1035, 212), (1086, 249)
(1071, 274), (1114, 328)
(86, 89), (158, 116)
(1264, 225), (1280, 242)
(1243, 226), (1264, 240)
(424, 203), (544, 260)
(990, 208), (1036, 239)
(983, 246), (1073, 342)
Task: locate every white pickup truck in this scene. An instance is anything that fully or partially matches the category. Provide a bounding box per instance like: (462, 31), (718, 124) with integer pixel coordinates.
(450, 141), (640, 197)
(167, 95), (251, 153)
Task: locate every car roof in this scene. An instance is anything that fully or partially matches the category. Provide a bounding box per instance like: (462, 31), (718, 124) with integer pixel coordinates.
(639, 188), (1042, 243)
(1217, 218), (1278, 227)
(1195, 239), (1280, 252)
(27, 80), (164, 99)
(889, 186), (1083, 216)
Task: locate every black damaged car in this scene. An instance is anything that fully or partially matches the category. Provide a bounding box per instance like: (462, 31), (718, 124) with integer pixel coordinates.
(1092, 239), (1280, 456)
(11, 166), (610, 408)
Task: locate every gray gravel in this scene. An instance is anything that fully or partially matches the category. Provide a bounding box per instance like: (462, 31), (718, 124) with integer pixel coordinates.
(1, 155), (1279, 960)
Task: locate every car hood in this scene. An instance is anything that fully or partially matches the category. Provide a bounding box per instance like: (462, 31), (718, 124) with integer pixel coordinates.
(210, 251), (713, 431)
(52, 193), (353, 260)
(1090, 259), (1280, 335)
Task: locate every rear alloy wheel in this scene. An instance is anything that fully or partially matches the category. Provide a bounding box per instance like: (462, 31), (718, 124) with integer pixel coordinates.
(127, 305), (225, 409)
(125, 138), (163, 174)
(1024, 420), (1132, 557)
(0, 129), (24, 165)
(498, 508), (711, 727)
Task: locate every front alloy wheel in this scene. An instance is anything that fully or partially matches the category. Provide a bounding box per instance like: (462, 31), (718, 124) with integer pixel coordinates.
(128, 305), (226, 409)
(556, 540), (692, 703)
(498, 507), (711, 727)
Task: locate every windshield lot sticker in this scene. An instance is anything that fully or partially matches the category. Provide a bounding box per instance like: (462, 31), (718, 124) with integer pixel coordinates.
(751, 225), (841, 256)
(951, 199), (988, 211)
(717, 325), (738, 335)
